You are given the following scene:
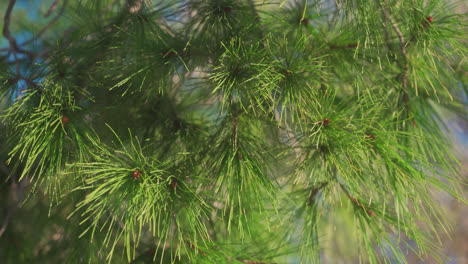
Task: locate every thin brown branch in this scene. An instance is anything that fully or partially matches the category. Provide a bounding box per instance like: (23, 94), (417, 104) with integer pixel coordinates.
(3, 0), (20, 73)
(248, 0), (262, 28)
(380, 0), (409, 93)
(0, 205), (14, 237)
(184, 240), (207, 256)
(329, 43), (359, 49)
(0, 0), (32, 66)
(238, 260), (276, 264)
(44, 0), (60, 18)
(0, 47), (33, 57)
(2, 0), (17, 46)
(307, 182), (328, 206)
(19, 75), (39, 88)
(339, 183), (375, 216)
(0, 174), (25, 237)
(248, 0), (265, 41)
(382, 0), (406, 57)
(21, 0), (68, 47)
(0, 163), (9, 176)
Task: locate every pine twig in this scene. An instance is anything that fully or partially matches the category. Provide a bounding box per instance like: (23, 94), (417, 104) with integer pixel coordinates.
(238, 260), (276, 264)
(3, 0), (20, 73)
(380, 0), (409, 95)
(0, 176), (25, 237)
(44, 0), (60, 18)
(0, 206), (13, 237)
(380, 0), (415, 125)
(339, 183), (375, 216)
(1, 0), (40, 90)
(21, 0), (68, 47)
(307, 182), (328, 206)
(248, 0), (266, 43)
(329, 43), (359, 49)
(248, 0), (262, 26)
(407, 16), (434, 47)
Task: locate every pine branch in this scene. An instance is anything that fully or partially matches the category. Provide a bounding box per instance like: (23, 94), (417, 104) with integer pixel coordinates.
(20, 0), (68, 47)
(3, 0), (20, 73)
(380, 0), (409, 96)
(247, 0), (265, 40)
(339, 183), (376, 216)
(44, 0), (60, 18)
(238, 260), (276, 264)
(0, 175), (25, 237)
(307, 182), (328, 206)
(328, 43), (359, 49)
(1, 1), (466, 263)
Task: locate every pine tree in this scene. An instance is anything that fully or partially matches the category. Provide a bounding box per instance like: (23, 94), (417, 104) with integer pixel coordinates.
(1, 0), (467, 263)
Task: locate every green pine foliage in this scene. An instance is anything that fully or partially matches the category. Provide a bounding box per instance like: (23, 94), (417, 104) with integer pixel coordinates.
(0, 0), (467, 263)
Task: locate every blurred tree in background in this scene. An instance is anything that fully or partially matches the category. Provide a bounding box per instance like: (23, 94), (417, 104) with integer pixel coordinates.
(1, 0), (467, 263)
